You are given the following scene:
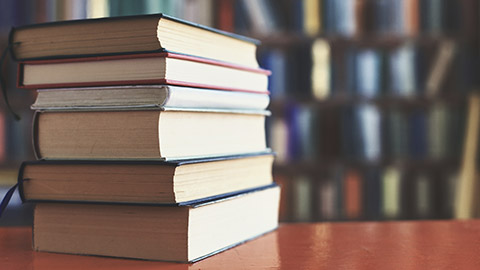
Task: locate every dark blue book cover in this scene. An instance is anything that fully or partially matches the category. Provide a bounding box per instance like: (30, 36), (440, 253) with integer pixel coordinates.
(364, 168), (381, 220)
(409, 110), (427, 159)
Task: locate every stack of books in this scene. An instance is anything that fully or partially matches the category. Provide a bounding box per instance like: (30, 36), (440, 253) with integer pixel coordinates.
(12, 14), (279, 262)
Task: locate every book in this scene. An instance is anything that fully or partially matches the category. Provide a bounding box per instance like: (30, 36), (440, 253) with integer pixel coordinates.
(10, 13), (260, 68)
(427, 102), (449, 159)
(455, 94), (480, 219)
(268, 116), (288, 164)
(318, 177), (338, 221)
(32, 185), (280, 262)
(259, 48), (288, 100)
(414, 173), (432, 219)
(33, 109), (269, 160)
(425, 40), (457, 97)
(302, 0), (322, 36)
(343, 169), (362, 219)
(18, 52), (270, 93)
(387, 110), (409, 159)
(356, 104), (381, 160)
(30, 85), (270, 111)
(389, 43), (417, 96)
(291, 175), (312, 222)
(354, 49), (382, 97)
(364, 168), (381, 220)
(409, 110), (427, 159)
(18, 153), (274, 204)
(311, 38), (331, 100)
(381, 167), (402, 219)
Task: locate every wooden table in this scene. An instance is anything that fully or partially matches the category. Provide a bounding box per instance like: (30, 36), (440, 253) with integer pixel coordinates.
(2, 220), (480, 269)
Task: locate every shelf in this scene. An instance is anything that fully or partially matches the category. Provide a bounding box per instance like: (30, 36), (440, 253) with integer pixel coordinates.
(273, 158), (461, 175)
(250, 32), (478, 48)
(269, 93), (469, 111)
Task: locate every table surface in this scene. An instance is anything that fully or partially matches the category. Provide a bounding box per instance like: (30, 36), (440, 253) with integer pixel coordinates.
(2, 220), (480, 270)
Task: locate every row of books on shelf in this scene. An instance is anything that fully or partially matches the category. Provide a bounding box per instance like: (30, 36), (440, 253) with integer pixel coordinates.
(3, 0), (476, 38)
(236, 0), (478, 37)
(277, 165), (458, 222)
(0, 13), (281, 263)
(0, 0), (216, 29)
(261, 39), (477, 100)
(269, 102), (465, 163)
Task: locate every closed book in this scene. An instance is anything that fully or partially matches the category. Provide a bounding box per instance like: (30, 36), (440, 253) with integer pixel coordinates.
(10, 13), (260, 68)
(30, 85), (270, 111)
(292, 176), (312, 222)
(354, 49), (382, 98)
(389, 43), (417, 96)
(33, 185), (280, 262)
(343, 170), (362, 220)
(381, 167), (402, 219)
(33, 109), (269, 160)
(18, 52), (270, 93)
(302, 0), (322, 36)
(18, 153), (274, 204)
(311, 39), (331, 100)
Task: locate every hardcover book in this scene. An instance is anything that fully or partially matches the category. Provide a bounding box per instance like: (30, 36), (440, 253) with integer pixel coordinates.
(33, 185), (280, 262)
(31, 85), (270, 111)
(33, 109), (269, 161)
(18, 52), (270, 93)
(10, 13), (260, 68)
(18, 153), (274, 204)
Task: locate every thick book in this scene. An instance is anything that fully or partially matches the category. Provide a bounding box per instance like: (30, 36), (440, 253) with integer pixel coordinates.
(10, 13), (260, 68)
(33, 185), (280, 262)
(18, 153), (274, 204)
(33, 109), (269, 160)
(30, 85), (270, 111)
(18, 52), (270, 93)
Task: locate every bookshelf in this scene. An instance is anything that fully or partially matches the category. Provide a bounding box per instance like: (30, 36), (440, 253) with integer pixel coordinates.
(0, 0), (479, 225)
(251, 0), (480, 222)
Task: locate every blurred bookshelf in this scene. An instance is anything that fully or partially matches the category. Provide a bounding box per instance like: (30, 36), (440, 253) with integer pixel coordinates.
(0, 0), (479, 225)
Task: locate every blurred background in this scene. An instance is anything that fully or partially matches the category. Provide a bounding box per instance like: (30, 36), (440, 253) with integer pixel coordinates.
(0, 0), (479, 225)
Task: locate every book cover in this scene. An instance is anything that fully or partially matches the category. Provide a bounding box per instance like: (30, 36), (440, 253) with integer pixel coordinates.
(32, 109), (269, 161)
(17, 52), (271, 93)
(18, 153), (275, 205)
(33, 184), (280, 262)
(30, 85), (271, 111)
(10, 13), (260, 69)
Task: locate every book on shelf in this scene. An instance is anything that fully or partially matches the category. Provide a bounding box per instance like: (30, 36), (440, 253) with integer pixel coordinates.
(386, 110), (409, 159)
(18, 153), (274, 204)
(409, 110), (427, 159)
(311, 38), (331, 100)
(32, 184), (280, 262)
(414, 173), (432, 219)
(317, 177), (338, 221)
(17, 52), (270, 93)
(268, 116), (288, 164)
(343, 169), (362, 219)
(455, 94), (480, 219)
(427, 102), (449, 159)
(364, 168), (381, 220)
(388, 42), (417, 97)
(259, 48), (288, 100)
(33, 109), (269, 160)
(381, 167), (402, 219)
(353, 48), (382, 98)
(30, 85), (270, 111)
(10, 13), (260, 68)
(291, 175), (312, 222)
(356, 104), (381, 161)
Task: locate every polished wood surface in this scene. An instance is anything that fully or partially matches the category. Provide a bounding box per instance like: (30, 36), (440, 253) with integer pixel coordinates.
(2, 220), (480, 269)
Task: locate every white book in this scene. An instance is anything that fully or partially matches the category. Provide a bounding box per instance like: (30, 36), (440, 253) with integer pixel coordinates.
(31, 85), (270, 112)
